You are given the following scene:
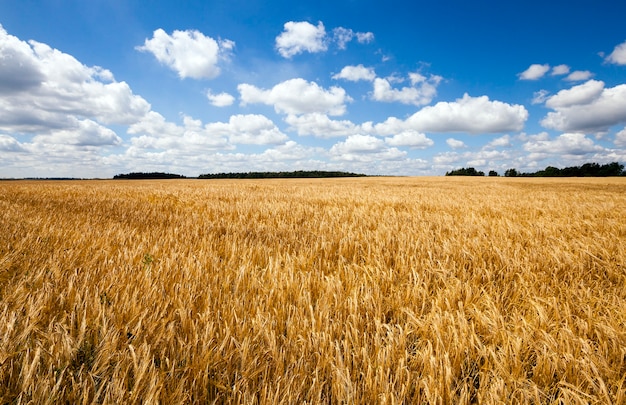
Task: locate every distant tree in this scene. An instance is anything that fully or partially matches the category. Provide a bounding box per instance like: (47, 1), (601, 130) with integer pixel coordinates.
(580, 163), (600, 176)
(504, 168), (518, 177)
(114, 172), (186, 179)
(597, 162), (624, 176)
(529, 162), (624, 177)
(198, 171), (367, 179)
(536, 166), (561, 177)
(488, 170), (499, 177)
(445, 167), (485, 176)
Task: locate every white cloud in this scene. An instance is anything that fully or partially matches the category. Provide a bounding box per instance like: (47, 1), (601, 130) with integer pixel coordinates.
(432, 151), (462, 166)
(329, 135), (406, 162)
(333, 27), (354, 50)
(0, 29), (45, 95)
(485, 135), (511, 149)
(331, 134), (384, 153)
(372, 117), (405, 136)
(128, 111), (184, 139)
(0, 25), (150, 138)
(275, 21), (327, 58)
(332, 28), (375, 49)
(208, 114), (289, 145)
(551, 64), (570, 76)
(238, 78), (351, 116)
(371, 73), (442, 106)
(605, 40), (626, 65)
(384, 130), (434, 149)
(523, 133), (603, 155)
(541, 80), (626, 132)
(565, 70), (593, 82)
(207, 90), (235, 107)
(128, 112), (231, 150)
(332, 64), (376, 82)
(446, 138), (466, 149)
(545, 80), (604, 109)
(137, 29), (234, 79)
(519, 64), (550, 80)
(0, 124), (124, 178)
(397, 94), (528, 134)
(0, 134), (26, 152)
(466, 159), (487, 167)
(259, 140), (325, 162)
(614, 127), (626, 147)
(356, 32), (374, 43)
(285, 113), (359, 138)
(33, 119), (122, 147)
(532, 90), (550, 104)
(275, 21), (372, 57)
(128, 112), (288, 150)
(518, 131), (550, 142)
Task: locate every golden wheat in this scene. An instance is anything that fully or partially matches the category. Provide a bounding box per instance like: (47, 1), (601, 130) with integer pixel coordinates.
(1, 177), (625, 404)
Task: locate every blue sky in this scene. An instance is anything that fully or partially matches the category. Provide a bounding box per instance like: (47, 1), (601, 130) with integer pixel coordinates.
(1, 0), (625, 177)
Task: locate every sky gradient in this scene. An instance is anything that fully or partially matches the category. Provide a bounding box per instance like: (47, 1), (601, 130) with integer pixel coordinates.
(1, 0), (625, 177)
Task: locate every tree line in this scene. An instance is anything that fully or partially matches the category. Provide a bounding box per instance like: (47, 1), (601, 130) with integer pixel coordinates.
(446, 162), (625, 177)
(113, 172), (187, 179)
(113, 171), (367, 179)
(115, 163), (625, 179)
(197, 170), (367, 179)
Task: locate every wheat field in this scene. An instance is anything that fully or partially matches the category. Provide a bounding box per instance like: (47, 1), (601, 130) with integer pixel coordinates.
(1, 177), (625, 404)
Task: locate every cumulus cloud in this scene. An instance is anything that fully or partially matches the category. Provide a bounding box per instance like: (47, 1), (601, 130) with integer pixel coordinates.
(523, 133), (603, 156)
(332, 64), (376, 82)
(329, 134), (406, 162)
(331, 134), (384, 153)
(615, 128), (626, 147)
(541, 80), (626, 132)
(207, 114), (289, 145)
(565, 70), (593, 82)
(519, 131), (550, 142)
(0, 134), (26, 152)
(33, 119), (122, 147)
(128, 112), (230, 150)
(0, 25), (150, 137)
(137, 29), (234, 79)
(129, 112), (286, 148)
(519, 64), (550, 80)
(384, 130), (433, 149)
(545, 80), (604, 109)
(432, 151), (462, 165)
(285, 113), (359, 138)
(605, 40), (626, 65)
(275, 21), (373, 57)
(258, 140), (324, 162)
(238, 78), (351, 116)
(387, 94), (528, 134)
(356, 32), (374, 43)
(0, 31), (45, 94)
(333, 27), (354, 50)
(551, 64), (570, 76)
(484, 135), (512, 149)
(446, 138), (466, 149)
(275, 21), (327, 58)
(206, 90), (235, 107)
(372, 73), (442, 106)
(532, 90), (550, 105)
(332, 27), (375, 49)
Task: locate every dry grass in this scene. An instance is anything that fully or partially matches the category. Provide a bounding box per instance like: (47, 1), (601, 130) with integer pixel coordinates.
(1, 177), (625, 404)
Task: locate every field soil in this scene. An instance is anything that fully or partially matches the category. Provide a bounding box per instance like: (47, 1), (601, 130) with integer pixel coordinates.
(1, 177), (625, 403)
